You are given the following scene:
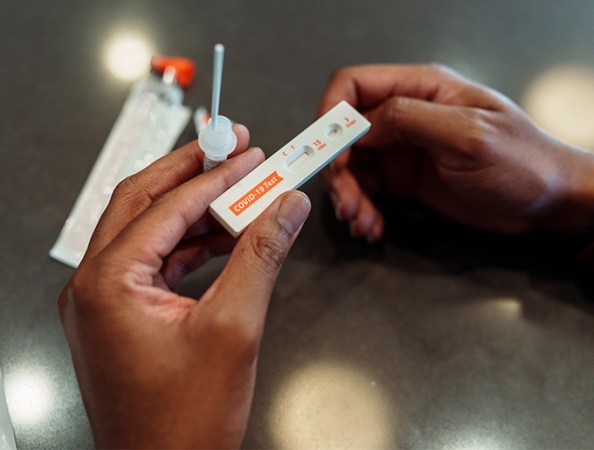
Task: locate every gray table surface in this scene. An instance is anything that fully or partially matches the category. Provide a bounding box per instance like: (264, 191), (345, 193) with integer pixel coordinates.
(2, 1), (594, 448)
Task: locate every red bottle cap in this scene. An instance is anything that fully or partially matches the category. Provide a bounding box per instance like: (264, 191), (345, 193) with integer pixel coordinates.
(151, 56), (196, 89)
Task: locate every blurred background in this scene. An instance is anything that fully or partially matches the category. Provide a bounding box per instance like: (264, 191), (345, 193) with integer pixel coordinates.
(1, 0), (594, 448)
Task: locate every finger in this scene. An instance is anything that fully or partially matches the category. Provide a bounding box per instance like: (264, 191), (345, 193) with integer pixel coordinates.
(317, 64), (507, 117)
(349, 194), (382, 240)
(102, 147), (266, 269)
(86, 124), (250, 258)
(323, 155), (385, 242)
(320, 148), (351, 187)
(227, 123), (251, 158)
(318, 64), (427, 115)
(173, 207), (232, 242)
(160, 230), (237, 291)
(200, 191), (311, 330)
(356, 96), (483, 152)
(320, 147), (379, 205)
(325, 168), (363, 222)
(367, 214), (385, 243)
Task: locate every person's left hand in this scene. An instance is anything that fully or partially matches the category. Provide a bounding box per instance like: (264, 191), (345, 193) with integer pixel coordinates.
(58, 126), (311, 449)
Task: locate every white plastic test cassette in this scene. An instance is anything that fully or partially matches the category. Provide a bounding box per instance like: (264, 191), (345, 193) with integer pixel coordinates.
(209, 100), (370, 237)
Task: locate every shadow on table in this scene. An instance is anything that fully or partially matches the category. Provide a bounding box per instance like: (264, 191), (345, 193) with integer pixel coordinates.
(318, 192), (594, 312)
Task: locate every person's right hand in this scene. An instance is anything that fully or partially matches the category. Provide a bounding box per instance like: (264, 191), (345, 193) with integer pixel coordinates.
(58, 128), (311, 449)
(317, 64), (594, 241)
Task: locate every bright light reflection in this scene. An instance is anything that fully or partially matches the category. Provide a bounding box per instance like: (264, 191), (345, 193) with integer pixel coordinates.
(442, 426), (513, 450)
(104, 33), (153, 81)
(489, 297), (521, 319)
(451, 438), (507, 450)
(269, 361), (394, 449)
(523, 65), (594, 150)
(4, 366), (55, 427)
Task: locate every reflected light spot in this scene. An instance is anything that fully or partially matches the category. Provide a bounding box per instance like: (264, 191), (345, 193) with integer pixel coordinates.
(104, 33), (153, 81)
(443, 426), (513, 450)
(523, 65), (594, 150)
(269, 361), (394, 449)
(4, 366), (55, 427)
(490, 297), (521, 319)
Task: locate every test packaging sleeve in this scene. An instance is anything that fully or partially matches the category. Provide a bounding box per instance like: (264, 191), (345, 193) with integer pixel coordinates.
(49, 74), (192, 268)
(209, 101), (371, 237)
(0, 367), (17, 450)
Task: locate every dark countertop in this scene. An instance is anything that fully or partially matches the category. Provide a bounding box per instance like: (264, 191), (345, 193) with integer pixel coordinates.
(1, 1), (594, 448)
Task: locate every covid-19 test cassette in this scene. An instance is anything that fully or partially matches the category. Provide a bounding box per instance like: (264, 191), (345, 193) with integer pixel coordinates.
(209, 100), (371, 236)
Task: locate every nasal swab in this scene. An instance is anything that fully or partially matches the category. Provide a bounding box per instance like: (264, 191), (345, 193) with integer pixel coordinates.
(210, 44), (224, 128)
(199, 43), (237, 171)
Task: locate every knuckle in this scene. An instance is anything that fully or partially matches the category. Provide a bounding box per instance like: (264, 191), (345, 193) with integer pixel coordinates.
(65, 258), (133, 313)
(57, 284), (73, 319)
(435, 109), (500, 172)
(386, 96), (408, 116)
(112, 174), (138, 197)
(328, 65), (359, 86)
(249, 233), (288, 276)
(422, 63), (467, 86)
(329, 66), (349, 82)
(111, 174), (156, 215)
(70, 265), (94, 299)
(61, 264), (96, 314)
(460, 109), (497, 155)
(384, 96), (412, 127)
(424, 62), (457, 77)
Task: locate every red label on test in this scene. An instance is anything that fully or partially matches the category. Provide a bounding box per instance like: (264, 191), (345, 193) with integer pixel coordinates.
(229, 171), (284, 216)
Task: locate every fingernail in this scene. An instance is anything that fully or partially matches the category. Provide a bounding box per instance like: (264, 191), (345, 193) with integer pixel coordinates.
(232, 122), (248, 134)
(248, 146), (264, 156)
(277, 191), (311, 238)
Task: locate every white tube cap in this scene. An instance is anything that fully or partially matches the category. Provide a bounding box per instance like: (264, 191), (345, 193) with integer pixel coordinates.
(198, 115), (237, 161)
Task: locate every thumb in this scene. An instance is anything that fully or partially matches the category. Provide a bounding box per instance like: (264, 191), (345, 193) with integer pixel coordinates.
(358, 96), (474, 151)
(205, 190), (311, 325)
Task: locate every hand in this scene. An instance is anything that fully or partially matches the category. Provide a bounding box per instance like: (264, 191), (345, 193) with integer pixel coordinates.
(58, 125), (311, 449)
(317, 64), (594, 241)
